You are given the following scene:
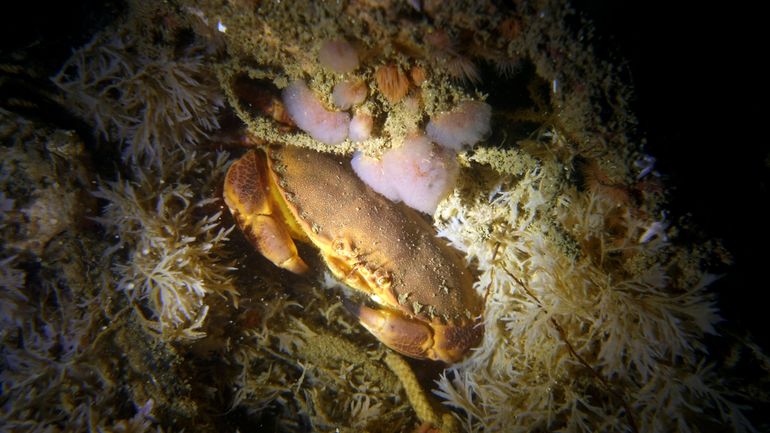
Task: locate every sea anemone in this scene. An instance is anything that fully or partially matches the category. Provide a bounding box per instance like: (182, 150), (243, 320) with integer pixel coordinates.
(410, 65), (427, 86)
(351, 151), (400, 201)
(445, 55), (481, 84)
(375, 64), (410, 104)
(424, 28), (481, 84)
(425, 29), (454, 53)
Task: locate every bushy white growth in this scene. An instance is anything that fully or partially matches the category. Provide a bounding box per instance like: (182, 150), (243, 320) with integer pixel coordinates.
(52, 31), (223, 168)
(431, 146), (744, 432)
(93, 150), (237, 340)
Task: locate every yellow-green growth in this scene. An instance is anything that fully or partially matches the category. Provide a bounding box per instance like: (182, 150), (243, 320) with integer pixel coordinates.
(385, 352), (459, 433)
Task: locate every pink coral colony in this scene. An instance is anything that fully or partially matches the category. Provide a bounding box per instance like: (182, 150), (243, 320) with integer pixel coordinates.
(318, 38), (359, 74)
(332, 79), (367, 110)
(282, 80), (350, 145)
(426, 100), (492, 151)
(352, 135), (459, 214)
(348, 112), (373, 142)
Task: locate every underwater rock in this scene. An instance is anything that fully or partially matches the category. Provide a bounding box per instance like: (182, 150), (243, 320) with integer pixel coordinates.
(7, 0), (756, 430)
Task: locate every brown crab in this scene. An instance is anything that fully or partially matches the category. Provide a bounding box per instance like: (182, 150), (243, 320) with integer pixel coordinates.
(223, 145), (483, 363)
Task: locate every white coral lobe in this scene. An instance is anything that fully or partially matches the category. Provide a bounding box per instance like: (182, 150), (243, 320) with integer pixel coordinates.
(318, 38), (359, 74)
(426, 101), (492, 151)
(352, 135), (458, 214)
(282, 80), (350, 145)
(348, 112), (373, 142)
(351, 151), (400, 200)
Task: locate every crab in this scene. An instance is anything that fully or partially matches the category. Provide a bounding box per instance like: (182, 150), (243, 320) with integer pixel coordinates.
(223, 145), (483, 363)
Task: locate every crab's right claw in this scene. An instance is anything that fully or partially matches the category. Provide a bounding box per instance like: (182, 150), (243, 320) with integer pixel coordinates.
(353, 304), (435, 359)
(351, 304), (482, 363)
(224, 150), (309, 274)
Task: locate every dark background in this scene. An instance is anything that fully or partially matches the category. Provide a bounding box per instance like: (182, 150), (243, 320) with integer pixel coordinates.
(575, 0), (769, 352)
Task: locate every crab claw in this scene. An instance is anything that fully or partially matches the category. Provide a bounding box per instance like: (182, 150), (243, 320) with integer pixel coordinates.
(353, 303), (434, 358)
(224, 150), (309, 274)
(349, 303), (482, 363)
(245, 214), (309, 274)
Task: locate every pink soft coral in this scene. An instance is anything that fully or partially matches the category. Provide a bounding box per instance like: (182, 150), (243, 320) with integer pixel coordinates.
(352, 135), (458, 214)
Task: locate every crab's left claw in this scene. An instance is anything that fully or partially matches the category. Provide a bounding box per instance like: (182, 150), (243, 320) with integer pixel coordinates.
(350, 303), (482, 363)
(224, 150), (309, 274)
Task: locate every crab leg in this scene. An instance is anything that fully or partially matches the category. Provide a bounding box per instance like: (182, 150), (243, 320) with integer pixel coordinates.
(224, 150), (309, 274)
